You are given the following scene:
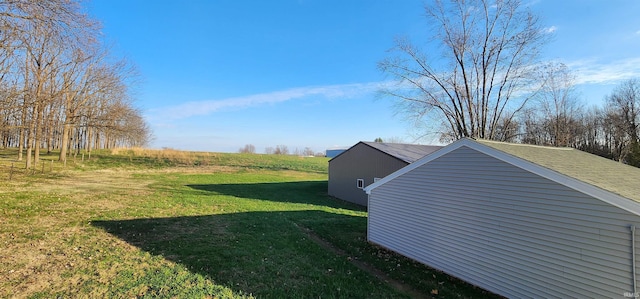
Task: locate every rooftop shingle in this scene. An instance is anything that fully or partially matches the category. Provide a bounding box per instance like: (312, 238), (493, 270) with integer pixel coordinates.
(361, 141), (443, 163)
(477, 139), (640, 203)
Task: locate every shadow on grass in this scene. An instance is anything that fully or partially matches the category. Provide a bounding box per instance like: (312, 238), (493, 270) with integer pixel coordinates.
(0, 150), (17, 160)
(92, 180), (500, 298)
(91, 210), (396, 298)
(187, 181), (366, 212)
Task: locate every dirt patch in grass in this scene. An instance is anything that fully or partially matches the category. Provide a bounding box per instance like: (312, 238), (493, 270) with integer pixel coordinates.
(3, 226), (93, 297)
(149, 165), (240, 174)
(42, 170), (152, 194)
(0, 169), (148, 194)
(1, 165), (233, 193)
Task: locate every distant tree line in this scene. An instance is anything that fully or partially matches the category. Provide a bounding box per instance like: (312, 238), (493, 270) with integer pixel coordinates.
(374, 137), (405, 143)
(238, 144), (256, 154)
(517, 77), (640, 167)
(239, 144), (324, 156)
(0, 0), (151, 169)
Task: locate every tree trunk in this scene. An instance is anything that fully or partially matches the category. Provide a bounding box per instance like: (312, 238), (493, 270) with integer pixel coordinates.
(86, 126), (92, 157)
(93, 130), (99, 151)
(17, 108), (25, 161)
(34, 103), (43, 166)
(25, 103), (37, 169)
(18, 55), (30, 162)
(59, 122), (71, 162)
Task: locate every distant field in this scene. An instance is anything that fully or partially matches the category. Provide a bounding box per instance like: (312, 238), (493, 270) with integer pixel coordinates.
(0, 148), (498, 298)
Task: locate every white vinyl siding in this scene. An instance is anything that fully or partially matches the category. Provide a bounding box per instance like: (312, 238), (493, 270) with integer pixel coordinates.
(368, 146), (640, 298)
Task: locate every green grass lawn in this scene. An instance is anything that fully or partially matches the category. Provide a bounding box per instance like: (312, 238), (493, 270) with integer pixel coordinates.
(0, 148), (499, 298)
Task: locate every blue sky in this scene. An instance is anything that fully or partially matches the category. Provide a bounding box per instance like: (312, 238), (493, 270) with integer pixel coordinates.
(87, 1), (640, 153)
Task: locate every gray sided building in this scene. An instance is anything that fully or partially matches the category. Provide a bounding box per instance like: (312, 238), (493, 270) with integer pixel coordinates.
(365, 138), (640, 298)
(327, 141), (442, 206)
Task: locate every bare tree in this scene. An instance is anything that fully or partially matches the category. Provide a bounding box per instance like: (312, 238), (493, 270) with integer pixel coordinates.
(573, 106), (612, 158)
(0, 0), (152, 165)
(239, 144), (255, 154)
(0, 15), (20, 149)
(493, 114), (520, 142)
(604, 79), (640, 165)
(523, 63), (582, 147)
(274, 145), (289, 155)
(1, 0), (99, 168)
(391, 137), (406, 143)
(302, 147), (314, 156)
(379, 0), (549, 141)
(21, 21), (65, 169)
(58, 50), (139, 161)
(264, 146), (274, 155)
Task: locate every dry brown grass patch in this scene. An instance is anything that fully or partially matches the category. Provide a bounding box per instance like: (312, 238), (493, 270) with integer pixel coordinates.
(111, 147), (218, 166)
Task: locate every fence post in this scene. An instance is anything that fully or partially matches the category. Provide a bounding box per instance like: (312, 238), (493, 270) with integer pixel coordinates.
(50, 160), (53, 172)
(9, 162), (14, 181)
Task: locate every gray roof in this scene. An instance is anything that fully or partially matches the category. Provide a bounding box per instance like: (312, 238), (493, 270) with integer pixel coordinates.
(361, 141), (443, 163)
(477, 139), (640, 203)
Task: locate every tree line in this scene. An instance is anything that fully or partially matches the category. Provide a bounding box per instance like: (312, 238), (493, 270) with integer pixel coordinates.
(239, 144), (324, 156)
(380, 0), (640, 167)
(0, 0), (151, 169)
(518, 75), (640, 166)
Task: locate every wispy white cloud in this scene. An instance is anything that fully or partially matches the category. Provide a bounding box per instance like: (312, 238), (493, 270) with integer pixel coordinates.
(566, 57), (640, 85)
(544, 26), (557, 34)
(148, 81), (386, 121)
(148, 57), (640, 124)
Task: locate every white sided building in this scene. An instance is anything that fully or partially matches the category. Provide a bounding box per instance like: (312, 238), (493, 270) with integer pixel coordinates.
(365, 138), (640, 298)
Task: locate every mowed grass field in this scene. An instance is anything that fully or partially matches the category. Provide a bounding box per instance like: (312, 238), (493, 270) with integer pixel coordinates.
(0, 148), (500, 298)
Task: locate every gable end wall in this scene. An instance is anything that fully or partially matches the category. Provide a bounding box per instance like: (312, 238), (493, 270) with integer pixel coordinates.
(328, 143), (408, 205)
(368, 146), (640, 298)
